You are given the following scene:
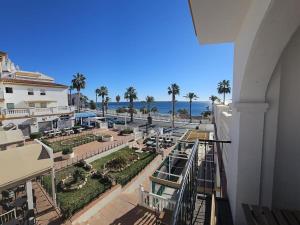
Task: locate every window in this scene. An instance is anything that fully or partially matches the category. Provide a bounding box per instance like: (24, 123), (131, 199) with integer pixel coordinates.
(28, 103), (35, 108)
(40, 89), (46, 95)
(6, 103), (14, 109)
(5, 87), (13, 93)
(40, 102), (47, 108)
(28, 88), (34, 95)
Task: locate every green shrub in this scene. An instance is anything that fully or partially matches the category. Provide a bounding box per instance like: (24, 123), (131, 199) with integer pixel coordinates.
(120, 128), (133, 135)
(30, 132), (42, 139)
(62, 147), (73, 155)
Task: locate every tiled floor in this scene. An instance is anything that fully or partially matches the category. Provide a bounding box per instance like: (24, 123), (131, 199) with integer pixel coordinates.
(33, 182), (63, 225)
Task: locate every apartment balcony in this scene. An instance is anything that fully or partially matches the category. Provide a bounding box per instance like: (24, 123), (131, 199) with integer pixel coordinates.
(0, 106), (75, 119)
(139, 139), (233, 225)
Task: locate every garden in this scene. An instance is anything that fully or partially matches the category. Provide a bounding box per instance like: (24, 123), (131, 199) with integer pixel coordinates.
(42, 134), (103, 153)
(42, 146), (157, 217)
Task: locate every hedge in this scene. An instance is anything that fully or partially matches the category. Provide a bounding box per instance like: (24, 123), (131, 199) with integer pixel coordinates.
(42, 167), (112, 218)
(114, 152), (157, 186)
(30, 132), (42, 139)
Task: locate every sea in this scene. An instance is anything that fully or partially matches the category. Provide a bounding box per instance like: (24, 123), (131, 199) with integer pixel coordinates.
(97, 101), (211, 116)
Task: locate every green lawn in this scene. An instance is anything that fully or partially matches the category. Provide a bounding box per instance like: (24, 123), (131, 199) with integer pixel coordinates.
(42, 147), (157, 218)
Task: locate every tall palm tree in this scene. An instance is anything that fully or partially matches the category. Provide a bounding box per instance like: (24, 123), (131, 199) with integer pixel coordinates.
(104, 96), (110, 114)
(68, 85), (74, 106)
(80, 95), (89, 109)
(99, 86), (108, 117)
(217, 80), (231, 104)
(209, 95), (219, 113)
(71, 73), (86, 112)
(184, 92), (198, 123)
(168, 83), (180, 128)
(145, 96), (154, 115)
(124, 86), (138, 122)
(95, 88), (100, 110)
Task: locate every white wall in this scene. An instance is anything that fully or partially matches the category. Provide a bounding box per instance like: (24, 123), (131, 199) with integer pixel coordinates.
(260, 63), (281, 207)
(1, 84), (68, 108)
(272, 26), (300, 209)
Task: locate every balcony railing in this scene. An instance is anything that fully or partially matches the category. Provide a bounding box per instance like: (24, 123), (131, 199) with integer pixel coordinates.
(140, 189), (176, 212)
(0, 106), (75, 118)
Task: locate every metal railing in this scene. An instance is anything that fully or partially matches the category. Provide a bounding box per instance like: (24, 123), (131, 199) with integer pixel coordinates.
(171, 140), (199, 225)
(170, 139), (231, 225)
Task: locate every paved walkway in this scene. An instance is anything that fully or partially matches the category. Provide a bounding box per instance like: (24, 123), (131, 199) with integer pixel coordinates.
(33, 182), (63, 225)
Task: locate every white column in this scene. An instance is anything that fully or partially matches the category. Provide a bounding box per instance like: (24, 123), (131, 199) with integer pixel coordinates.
(26, 180), (34, 210)
(51, 168), (57, 207)
(229, 102), (268, 225)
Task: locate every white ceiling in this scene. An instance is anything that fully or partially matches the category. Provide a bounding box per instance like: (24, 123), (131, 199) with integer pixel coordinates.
(189, 0), (252, 44)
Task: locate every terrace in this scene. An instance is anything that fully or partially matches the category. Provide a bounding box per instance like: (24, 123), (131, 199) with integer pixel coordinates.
(0, 106), (75, 119)
(0, 142), (56, 225)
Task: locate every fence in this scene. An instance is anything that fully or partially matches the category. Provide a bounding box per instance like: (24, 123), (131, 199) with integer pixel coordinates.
(54, 139), (131, 171)
(101, 109), (201, 123)
(140, 189), (176, 212)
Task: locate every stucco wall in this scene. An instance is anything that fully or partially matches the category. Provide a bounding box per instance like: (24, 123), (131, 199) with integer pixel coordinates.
(1, 85), (68, 108)
(272, 26), (300, 209)
(260, 63), (281, 207)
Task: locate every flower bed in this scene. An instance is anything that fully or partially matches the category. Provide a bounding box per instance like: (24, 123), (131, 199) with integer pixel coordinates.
(43, 134), (100, 153)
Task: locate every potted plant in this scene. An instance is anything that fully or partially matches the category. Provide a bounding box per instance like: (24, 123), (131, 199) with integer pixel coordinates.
(102, 134), (113, 142)
(62, 147), (74, 160)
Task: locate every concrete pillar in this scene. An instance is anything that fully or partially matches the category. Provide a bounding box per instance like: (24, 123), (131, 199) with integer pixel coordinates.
(230, 102), (268, 225)
(26, 180), (34, 210)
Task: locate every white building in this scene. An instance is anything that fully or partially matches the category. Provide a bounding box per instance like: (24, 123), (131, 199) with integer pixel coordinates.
(189, 0), (300, 224)
(0, 51), (75, 137)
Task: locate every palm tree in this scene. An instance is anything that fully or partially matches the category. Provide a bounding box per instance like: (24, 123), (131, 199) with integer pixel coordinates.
(99, 86), (108, 117)
(80, 95), (89, 109)
(104, 96), (110, 114)
(168, 83), (180, 128)
(184, 92), (198, 123)
(95, 88), (100, 110)
(71, 73), (86, 112)
(124, 86), (138, 122)
(145, 96), (154, 115)
(68, 85), (74, 106)
(217, 80), (231, 104)
(209, 95), (219, 113)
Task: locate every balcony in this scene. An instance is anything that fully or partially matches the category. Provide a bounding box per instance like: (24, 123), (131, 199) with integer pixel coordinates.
(138, 139), (232, 225)
(0, 106), (75, 119)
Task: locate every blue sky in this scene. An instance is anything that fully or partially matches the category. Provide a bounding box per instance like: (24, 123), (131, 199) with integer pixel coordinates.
(1, 0), (233, 102)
